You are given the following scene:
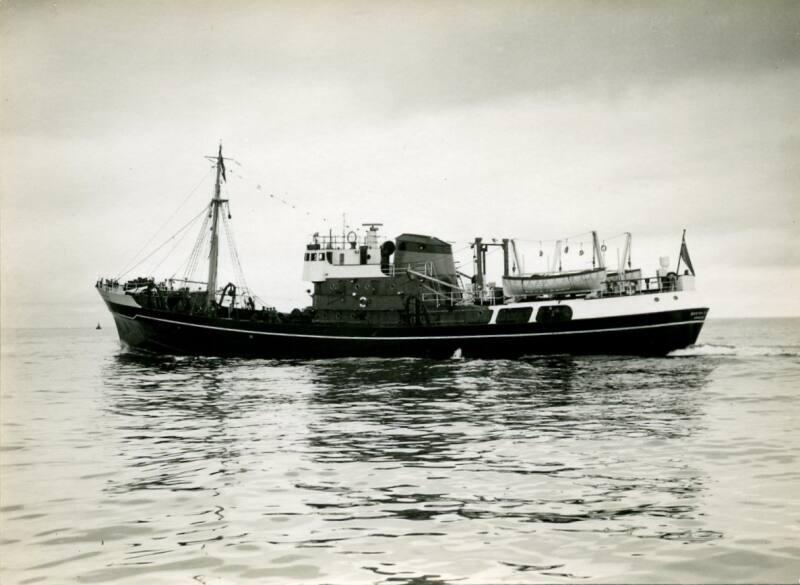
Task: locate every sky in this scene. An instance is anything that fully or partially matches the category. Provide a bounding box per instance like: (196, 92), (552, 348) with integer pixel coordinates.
(1, 0), (799, 327)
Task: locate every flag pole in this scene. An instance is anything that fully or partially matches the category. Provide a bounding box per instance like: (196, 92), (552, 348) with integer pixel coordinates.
(676, 229), (686, 274)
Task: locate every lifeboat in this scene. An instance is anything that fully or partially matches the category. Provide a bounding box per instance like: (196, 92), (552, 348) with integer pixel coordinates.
(502, 267), (607, 298)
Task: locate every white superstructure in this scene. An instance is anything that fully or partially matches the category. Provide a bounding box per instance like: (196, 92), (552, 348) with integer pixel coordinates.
(302, 224), (388, 282)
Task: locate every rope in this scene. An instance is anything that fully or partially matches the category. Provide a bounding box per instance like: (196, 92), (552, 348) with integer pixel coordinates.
(221, 208), (250, 294)
(116, 168), (213, 278)
(117, 205), (210, 279)
(148, 213), (203, 275)
(512, 230), (594, 246)
(229, 167), (346, 226)
(173, 206), (211, 281)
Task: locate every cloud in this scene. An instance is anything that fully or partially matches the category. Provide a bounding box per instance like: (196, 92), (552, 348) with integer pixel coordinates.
(3, 1), (799, 137)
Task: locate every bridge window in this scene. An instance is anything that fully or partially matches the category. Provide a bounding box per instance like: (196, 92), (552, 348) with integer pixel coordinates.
(496, 307), (533, 324)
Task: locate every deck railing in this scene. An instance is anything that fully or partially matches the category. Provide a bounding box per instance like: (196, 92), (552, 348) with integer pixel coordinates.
(387, 261), (435, 277)
(308, 233), (388, 250)
(420, 289), (476, 307)
(603, 276), (679, 296)
(96, 276), (209, 292)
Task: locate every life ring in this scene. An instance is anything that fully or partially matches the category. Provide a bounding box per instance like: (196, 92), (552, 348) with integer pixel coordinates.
(346, 231), (358, 244)
(358, 296), (369, 308)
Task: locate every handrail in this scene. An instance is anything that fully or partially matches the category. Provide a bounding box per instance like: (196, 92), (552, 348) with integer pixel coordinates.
(308, 233), (388, 250)
(97, 275), (211, 292)
(420, 289), (473, 307)
(605, 276), (678, 294)
(388, 261), (435, 277)
(405, 268), (462, 290)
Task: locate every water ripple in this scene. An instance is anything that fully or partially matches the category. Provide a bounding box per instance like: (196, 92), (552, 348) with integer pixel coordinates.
(2, 321), (799, 583)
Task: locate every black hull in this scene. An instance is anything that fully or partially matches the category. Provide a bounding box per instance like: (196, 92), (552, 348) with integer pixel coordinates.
(104, 300), (707, 358)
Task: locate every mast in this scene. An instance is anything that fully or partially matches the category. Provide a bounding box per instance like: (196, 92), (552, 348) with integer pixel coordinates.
(473, 237), (484, 292)
(206, 144), (228, 307)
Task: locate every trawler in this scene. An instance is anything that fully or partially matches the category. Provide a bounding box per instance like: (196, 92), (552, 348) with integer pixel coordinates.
(96, 147), (708, 358)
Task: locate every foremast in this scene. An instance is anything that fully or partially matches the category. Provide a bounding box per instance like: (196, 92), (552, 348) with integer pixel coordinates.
(206, 144), (229, 307)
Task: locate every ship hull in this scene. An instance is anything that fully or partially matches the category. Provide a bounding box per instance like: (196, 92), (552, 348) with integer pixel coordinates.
(100, 291), (708, 358)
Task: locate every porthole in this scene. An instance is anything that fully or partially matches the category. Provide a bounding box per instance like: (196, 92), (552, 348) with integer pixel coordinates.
(654, 297), (660, 302)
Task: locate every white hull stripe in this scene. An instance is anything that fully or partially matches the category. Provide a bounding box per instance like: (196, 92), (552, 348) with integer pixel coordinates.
(117, 313), (703, 341)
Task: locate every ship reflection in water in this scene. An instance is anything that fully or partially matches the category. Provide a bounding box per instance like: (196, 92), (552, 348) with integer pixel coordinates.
(92, 352), (722, 582)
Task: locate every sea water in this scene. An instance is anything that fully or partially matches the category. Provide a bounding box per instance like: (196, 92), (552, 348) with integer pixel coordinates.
(1, 319), (798, 584)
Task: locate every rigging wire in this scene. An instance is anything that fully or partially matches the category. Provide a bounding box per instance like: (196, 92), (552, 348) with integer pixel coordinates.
(117, 205), (211, 279)
(179, 208), (212, 282)
(149, 208), (207, 276)
(513, 231), (631, 246)
(116, 168), (214, 278)
(512, 230), (594, 245)
(229, 167), (346, 227)
(221, 206), (251, 294)
(224, 161), (633, 263)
